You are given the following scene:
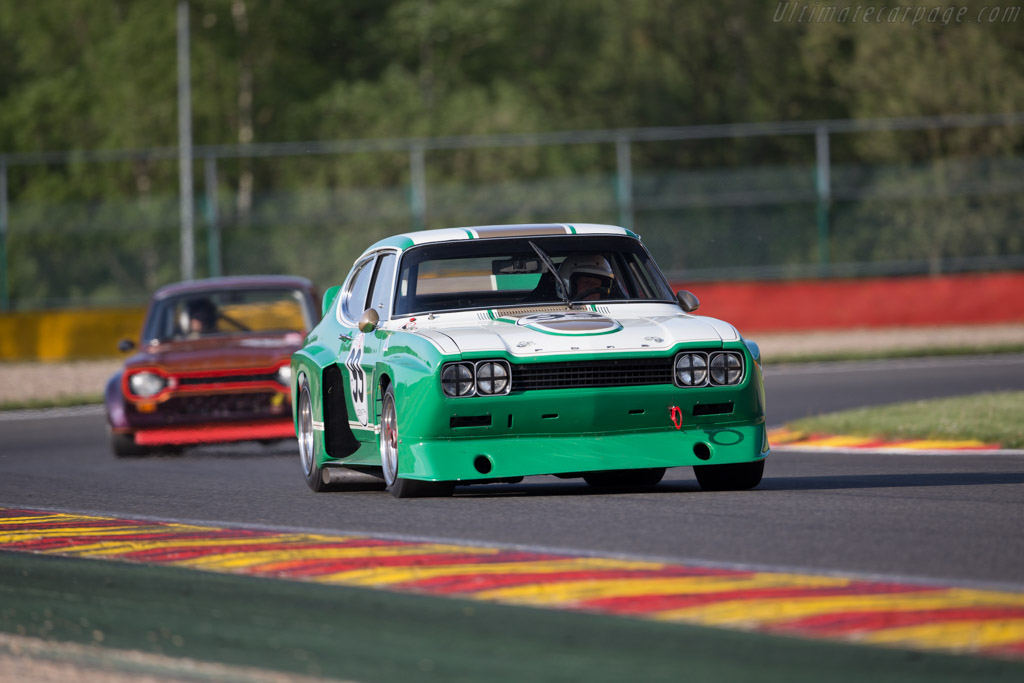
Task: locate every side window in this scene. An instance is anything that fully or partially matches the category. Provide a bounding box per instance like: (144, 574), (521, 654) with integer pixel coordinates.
(368, 252), (397, 319)
(342, 257), (376, 322)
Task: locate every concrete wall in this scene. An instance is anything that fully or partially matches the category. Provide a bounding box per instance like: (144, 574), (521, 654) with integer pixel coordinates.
(2, 271), (1023, 361)
(0, 308), (145, 362)
(675, 272), (1024, 333)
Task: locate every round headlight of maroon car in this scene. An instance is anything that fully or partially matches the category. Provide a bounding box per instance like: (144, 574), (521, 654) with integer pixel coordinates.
(129, 372), (166, 397)
(441, 362), (475, 397)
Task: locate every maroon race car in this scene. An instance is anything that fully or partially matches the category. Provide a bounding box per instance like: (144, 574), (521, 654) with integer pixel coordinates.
(105, 275), (318, 456)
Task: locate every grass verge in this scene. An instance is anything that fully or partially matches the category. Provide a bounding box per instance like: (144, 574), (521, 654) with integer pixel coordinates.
(0, 394), (103, 412)
(765, 344), (1024, 365)
(786, 391), (1024, 448)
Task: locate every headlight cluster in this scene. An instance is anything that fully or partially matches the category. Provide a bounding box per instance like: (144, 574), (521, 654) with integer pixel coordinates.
(441, 360), (511, 398)
(674, 351), (744, 387)
(128, 371), (167, 397)
(276, 364), (292, 386)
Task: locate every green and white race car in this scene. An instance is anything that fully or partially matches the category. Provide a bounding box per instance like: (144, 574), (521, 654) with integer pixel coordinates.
(291, 223), (768, 497)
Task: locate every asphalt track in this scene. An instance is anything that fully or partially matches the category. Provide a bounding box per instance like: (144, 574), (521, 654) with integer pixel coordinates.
(1, 354), (1023, 583)
(1, 354), (1023, 679)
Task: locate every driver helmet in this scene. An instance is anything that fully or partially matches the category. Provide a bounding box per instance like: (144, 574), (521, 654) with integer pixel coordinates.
(557, 253), (615, 297)
(181, 297), (217, 334)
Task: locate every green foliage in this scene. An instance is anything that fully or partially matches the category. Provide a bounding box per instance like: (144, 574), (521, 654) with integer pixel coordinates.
(0, 1), (1022, 306)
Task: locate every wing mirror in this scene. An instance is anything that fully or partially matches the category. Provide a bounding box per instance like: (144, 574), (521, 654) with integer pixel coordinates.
(676, 290), (700, 313)
(321, 285), (341, 318)
(118, 338), (136, 353)
(358, 308), (380, 333)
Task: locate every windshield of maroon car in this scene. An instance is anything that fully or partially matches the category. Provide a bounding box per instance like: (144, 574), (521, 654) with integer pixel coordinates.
(392, 236), (674, 316)
(143, 288), (314, 342)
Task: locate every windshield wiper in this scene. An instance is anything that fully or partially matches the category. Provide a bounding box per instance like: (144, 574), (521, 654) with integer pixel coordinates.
(528, 241), (569, 306)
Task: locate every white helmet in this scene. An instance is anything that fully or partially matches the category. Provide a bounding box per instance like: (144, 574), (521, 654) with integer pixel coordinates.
(558, 253), (615, 297)
(558, 253), (615, 283)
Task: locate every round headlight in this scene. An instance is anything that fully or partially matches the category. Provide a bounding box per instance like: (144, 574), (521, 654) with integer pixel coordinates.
(129, 371), (166, 397)
(710, 352), (743, 385)
(674, 353), (707, 387)
(441, 363), (475, 397)
(276, 365), (292, 385)
(476, 361), (509, 395)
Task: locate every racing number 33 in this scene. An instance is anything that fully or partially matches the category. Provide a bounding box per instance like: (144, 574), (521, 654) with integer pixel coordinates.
(345, 334), (369, 426)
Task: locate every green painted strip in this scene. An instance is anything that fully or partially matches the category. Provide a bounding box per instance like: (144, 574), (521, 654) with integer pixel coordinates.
(3, 551), (1019, 683)
(524, 324), (622, 337)
(463, 229), (475, 239)
(567, 224), (577, 234)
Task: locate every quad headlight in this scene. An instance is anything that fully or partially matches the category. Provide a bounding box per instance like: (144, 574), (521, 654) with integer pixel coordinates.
(441, 360), (511, 397)
(674, 353), (708, 387)
(710, 352), (743, 385)
(441, 362), (476, 397)
(128, 371), (166, 397)
(475, 361), (510, 395)
(673, 351), (744, 387)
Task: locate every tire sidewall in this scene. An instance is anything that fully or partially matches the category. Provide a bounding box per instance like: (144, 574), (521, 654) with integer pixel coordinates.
(297, 373), (327, 491)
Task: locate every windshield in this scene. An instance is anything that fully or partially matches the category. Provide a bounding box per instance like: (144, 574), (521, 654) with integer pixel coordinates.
(143, 288), (314, 342)
(393, 235), (674, 316)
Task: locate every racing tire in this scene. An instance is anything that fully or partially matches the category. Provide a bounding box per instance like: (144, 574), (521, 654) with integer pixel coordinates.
(693, 459), (765, 491)
(380, 384), (454, 499)
(583, 467), (666, 489)
(110, 431), (149, 457)
(298, 374), (331, 492)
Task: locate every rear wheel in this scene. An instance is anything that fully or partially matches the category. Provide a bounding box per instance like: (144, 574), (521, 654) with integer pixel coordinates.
(380, 385), (453, 499)
(693, 459), (765, 491)
(298, 375), (330, 492)
(583, 467), (666, 489)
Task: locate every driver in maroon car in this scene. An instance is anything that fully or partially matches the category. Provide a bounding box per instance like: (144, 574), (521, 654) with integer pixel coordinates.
(184, 298), (217, 336)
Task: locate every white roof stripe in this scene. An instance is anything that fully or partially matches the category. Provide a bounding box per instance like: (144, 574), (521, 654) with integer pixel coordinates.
(404, 223), (628, 245)
(408, 228), (476, 245)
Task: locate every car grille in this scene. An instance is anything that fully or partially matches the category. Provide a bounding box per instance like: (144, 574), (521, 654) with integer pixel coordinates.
(177, 372), (279, 387)
(128, 391), (287, 425)
(510, 357), (674, 391)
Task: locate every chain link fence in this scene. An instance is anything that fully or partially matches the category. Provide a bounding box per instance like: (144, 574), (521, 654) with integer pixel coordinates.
(2, 114), (1023, 310)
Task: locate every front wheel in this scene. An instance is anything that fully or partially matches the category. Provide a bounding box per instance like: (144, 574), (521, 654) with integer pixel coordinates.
(693, 459), (765, 491)
(298, 375), (330, 492)
(380, 385), (453, 499)
(110, 430), (148, 457)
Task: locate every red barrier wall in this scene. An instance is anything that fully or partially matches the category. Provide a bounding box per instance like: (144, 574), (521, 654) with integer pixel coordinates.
(672, 272), (1024, 333)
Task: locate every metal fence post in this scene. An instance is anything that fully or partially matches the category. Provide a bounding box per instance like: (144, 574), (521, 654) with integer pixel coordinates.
(815, 126), (832, 276)
(204, 155), (221, 277)
(0, 157), (8, 310)
(615, 136), (634, 231)
(409, 143), (427, 231)
(177, 0), (195, 281)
